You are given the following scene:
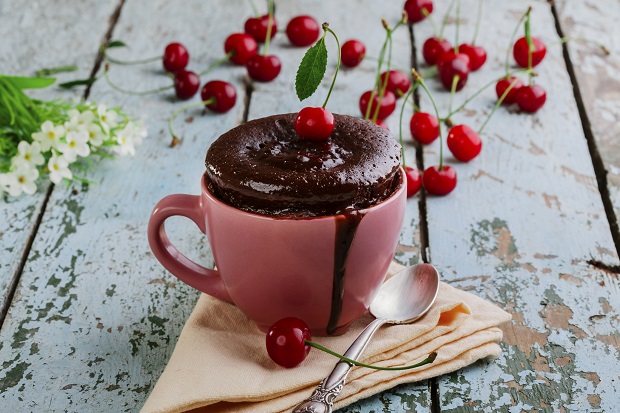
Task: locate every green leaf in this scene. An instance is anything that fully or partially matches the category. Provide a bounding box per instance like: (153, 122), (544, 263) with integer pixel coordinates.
(58, 77), (97, 89)
(106, 40), (127, 49)
(295, 38), (328, 101)
(0, 75), (56, 89)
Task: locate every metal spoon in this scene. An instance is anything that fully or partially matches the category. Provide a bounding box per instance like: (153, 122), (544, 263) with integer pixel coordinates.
(292, 263), (440, 413)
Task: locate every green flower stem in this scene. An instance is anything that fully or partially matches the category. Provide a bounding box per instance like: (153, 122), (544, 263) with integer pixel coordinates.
(322, 25), (342, 109)
(306, 340), (437, 371)
(262, 0), (274, 56)
(551, 37), (610, 55)
(471, 0), (483, 45)
(167, 98), (215, 141)
(398, 82), (419, 169)
(414, 71), (443, 169)
(198, 52), (234, 76)
(504, 7), (531, 76)
(104, 69), (173, 96)
(477, 77), (520, 135)
(439, 0), (457, 41)
(524, 10), (533, 78)
(35, 65), (78, 77)
(103, 51), (160, 66)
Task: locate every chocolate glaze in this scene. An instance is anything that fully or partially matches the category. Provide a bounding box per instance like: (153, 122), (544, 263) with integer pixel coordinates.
(205, 113), (401, 217)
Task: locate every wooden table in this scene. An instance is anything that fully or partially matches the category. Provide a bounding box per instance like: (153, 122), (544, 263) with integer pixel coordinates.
(1, 0), (619, 411)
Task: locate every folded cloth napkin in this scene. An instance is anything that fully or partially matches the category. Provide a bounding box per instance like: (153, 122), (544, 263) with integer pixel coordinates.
(141, 262), (511, 413)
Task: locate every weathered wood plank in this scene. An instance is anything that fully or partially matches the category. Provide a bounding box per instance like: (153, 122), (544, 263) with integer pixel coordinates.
(0, 0), (248, 410)
(0, 0), (119, 317)
(407, 0), (620, 411)
(554, 0), (620, 257)
(241, 1), (427, 411)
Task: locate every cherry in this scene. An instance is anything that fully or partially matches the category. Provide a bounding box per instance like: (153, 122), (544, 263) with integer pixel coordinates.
(516, 84), (546, 113)
(295, 107), (334, 140)
(379, 70), (411, 98)
(423, 165), (457, 196)
(244, 14), (277, 43)
(373, 119), (389, 130)
(224, 33), (258, 65)
(458, 44), (487, 71)
(163, 42), (189, 73)
(341, 40), (366, 68)
(495, 76), (523, 105)
(359, 90), (397, 120)
(437, 52), (470, 91)
(513, 36), (547, 68)
(447, 124), (482, 162)
(409, 112), (439, 144)
(403, 0), (434, 23)
(266, 317), (312, 368)
(173, 69), (200, 100)
(422, 37), (453, 66)
(286, 15), (320, 47)
(200, 80), (237, 113)
(405, 166), (422, 197)
(246, 54), (281, 82)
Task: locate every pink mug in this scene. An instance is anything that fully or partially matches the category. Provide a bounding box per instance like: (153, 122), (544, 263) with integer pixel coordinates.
(147, 169), (406, 336)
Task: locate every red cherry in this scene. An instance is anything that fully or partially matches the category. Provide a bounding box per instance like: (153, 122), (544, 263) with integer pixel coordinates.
(422, 37), (453, 65)
(495, 76), (524, 105)
(437, 52), (470, 91)
(295, 107), (335, 140)
(286, 15), (320, 47)
(341, 40), (366, 68)
(458, 44), (487, 71)
(513, 36), (547, 68)
(244, 14), (277, 43)
(516, 84), (547, 113)
(447, 124), (482, 162)
(379, 70), (411, 98)
(266, 317), (312, 368)
(409, 112), (439, 144)
(403, 0), (434, 23)
(224, 33), (258, 65)
(359, 90), (397, 120)
(246, 54), (282, 82)
(405, 166), (422, 197)
(423, 165), (457, 196)
(163, 42), (189, 73)
(173, 69), (200, 100)
(200, 80), (237, 113)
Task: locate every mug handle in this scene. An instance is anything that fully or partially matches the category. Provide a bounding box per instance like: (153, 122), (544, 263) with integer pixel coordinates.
(147, 194), (233, 303)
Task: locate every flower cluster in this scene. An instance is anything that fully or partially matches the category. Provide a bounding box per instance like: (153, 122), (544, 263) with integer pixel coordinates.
(0, 103), (146, 197)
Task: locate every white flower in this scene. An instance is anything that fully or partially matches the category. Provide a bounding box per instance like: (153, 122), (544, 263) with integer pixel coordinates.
(4, 165), (39, 196)
(112, 126), (136, 157)
(32, 120), (66, 152)
(97, 104), (118, 134)
(0, 173), (13, 195)
(58, 130), (90, 163)
(65, 109), (96, 133)
(48, 154), (72, 184)
(11, 141), (45, 168)
(85, 122), (106, 147)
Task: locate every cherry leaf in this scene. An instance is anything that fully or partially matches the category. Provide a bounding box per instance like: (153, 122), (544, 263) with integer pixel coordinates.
(106, 40), (127, 49)
(295, 38), (327, 101)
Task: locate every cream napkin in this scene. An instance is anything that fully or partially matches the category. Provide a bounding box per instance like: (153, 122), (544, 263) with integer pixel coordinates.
(141, 262), (511, 413)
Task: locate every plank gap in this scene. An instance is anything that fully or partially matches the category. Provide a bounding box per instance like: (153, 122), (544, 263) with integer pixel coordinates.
(241, 75), (254, 124)
(429, 378), (441, 413)
(549, 0), (620, 263)
(587, 259), (620, 275)
(0, 185), (54, 329)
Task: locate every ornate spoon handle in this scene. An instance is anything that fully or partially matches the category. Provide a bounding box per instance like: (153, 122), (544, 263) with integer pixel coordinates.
(292, 318), (387, 413)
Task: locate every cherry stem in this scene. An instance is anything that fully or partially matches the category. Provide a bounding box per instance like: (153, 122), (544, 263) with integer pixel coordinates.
(198, 52), (233, 76)
(103, 49), (161, 66)
(471, 0), (483, 45)
(552, 37), (611, 55)
(439, 0), (457, 41)
(398, 82), (419, 169)
(449, 75), (459, 117)
(247, 0), (259, 17)
(167, 98), (216, 142)
(478, 77), (520, 135)
(422, 9), (439, 38)
(322, 25), (342, 109)
(306, 340), (437, 371)
(373, 29), (394, 123)
(413, 70), (444, 169)
(104, 68), (173, 95)
(454, 0), (461, 53)
(262, 0), (274, 55)
(504, 7), (531, 76)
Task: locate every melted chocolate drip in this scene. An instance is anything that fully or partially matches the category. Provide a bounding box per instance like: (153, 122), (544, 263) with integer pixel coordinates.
(327, 211), (365, 335)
